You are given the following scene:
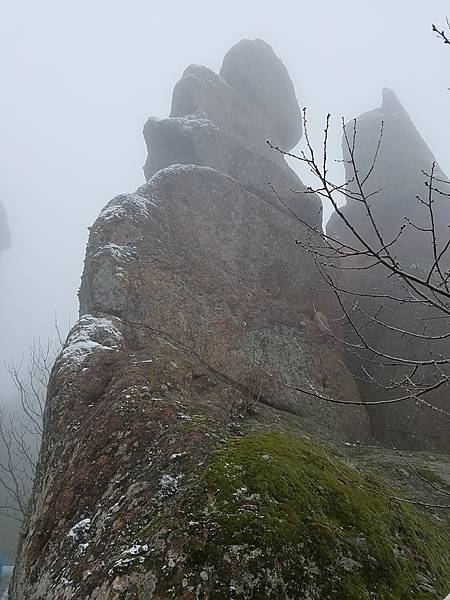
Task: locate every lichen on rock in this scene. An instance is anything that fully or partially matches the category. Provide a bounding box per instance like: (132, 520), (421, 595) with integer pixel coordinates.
(9, 41), (449, 600)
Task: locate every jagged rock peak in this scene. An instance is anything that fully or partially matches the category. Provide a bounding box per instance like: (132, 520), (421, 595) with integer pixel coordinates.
(10, 41), (374, 599)
(165, 39), (302, 151)
(346, 87), (437, 175)
(340, 87), (445, 225)
(220, 39), (302, 150)
(380, 87), (408, 114)
(0, 200), (11, 251)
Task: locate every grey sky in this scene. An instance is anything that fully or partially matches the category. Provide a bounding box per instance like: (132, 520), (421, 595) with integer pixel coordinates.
(0, 0), (449, 397)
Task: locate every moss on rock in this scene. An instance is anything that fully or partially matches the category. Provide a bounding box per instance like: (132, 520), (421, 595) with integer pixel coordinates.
(170, 433), (450, 599)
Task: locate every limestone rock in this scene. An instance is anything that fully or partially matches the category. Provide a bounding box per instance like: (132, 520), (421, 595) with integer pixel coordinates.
(327, 89), (450, 452)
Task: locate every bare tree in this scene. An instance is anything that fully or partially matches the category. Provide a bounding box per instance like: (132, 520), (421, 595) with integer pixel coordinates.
(432, 19), (450, 45)
(266, 107), (450, 426)
(0, 338), (59, 521)
(262, 21), (450, 426)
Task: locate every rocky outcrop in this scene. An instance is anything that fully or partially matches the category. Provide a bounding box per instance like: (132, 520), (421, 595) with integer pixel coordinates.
(327, 89), (450, 452)
(219, 39), (302, 150)
(77, 164), (367, 435)
(0, 201), (11, 251)
(10, 40), (376, 599)
(143, 41), (319, 228)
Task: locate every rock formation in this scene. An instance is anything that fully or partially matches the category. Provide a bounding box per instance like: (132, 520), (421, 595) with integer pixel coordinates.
(0, 201), (11, 252)
(10, 41), (368, 600)
(327, 89), (450, 452)
(10, 48), (450, 599)
(329, 88), (450, 264)
(143, 39), (318, 227)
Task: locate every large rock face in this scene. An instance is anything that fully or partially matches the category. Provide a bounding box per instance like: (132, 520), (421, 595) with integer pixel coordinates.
(0, 201), (11, 251)
(10, 41), (376, 599)
(327, 89), (450, 452)
(77, 164), (366, 434)
(143, 41), (319, 228)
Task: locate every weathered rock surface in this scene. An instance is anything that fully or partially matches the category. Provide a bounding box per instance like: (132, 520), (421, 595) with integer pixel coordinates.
(143, 41), (320, 227)
(0, 201), (11, 251)
(327, 89), (450, 452)
(78, 165), (365, 435)
(11, 46), (450, 600)
(10, 40), (372, 599)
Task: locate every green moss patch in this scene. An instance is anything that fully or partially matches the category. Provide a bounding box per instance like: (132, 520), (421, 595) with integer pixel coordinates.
(174, 433), (450, 599)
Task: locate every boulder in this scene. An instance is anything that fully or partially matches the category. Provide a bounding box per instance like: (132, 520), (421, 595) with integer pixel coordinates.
(220, 39), (302, 150)
(78, 165), (365, 435)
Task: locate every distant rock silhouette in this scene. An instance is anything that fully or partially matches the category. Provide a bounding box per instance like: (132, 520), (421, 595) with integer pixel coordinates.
(329, 88), (450, 263)
(220, 38), (302, 150)
(0, 201), (11, 251)
(327, 89), (450, 452)
(11, 40), (370, 599)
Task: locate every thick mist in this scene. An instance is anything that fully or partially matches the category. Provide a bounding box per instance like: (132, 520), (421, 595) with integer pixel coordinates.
(0, 0), (449, 402)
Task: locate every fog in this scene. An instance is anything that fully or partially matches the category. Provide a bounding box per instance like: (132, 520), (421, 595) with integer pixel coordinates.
(0, 0), (449, 400)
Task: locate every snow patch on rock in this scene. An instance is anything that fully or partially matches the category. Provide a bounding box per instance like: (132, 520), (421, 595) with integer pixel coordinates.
(56, 316), (123, 373)
(112, 543), (150, 569)
(67, 518), (91, 543)
(99, 193), (155, 222)
(172, 115), (219, 132)
(159, 474), (183, 498)
(92, 243), (136, 262)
